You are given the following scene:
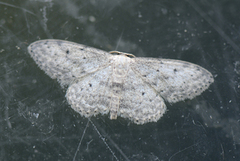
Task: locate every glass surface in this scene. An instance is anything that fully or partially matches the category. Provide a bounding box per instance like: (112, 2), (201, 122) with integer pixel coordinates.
(0, 0), (239, 160)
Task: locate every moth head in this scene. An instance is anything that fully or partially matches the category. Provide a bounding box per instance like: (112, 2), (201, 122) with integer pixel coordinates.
(109, 51), (136, 58)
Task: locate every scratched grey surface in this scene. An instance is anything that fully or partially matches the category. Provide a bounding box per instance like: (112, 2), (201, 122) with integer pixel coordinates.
(0, 0), (239, 160)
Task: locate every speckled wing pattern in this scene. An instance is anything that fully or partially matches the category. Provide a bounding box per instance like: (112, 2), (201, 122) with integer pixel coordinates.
(131, 58), (214, 103)
(28, 39), (111, 87)
(28, 39), (214, 125)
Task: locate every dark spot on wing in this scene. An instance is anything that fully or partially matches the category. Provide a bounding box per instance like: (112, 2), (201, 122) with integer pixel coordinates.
(89, 83), (92, 87)
(142, 92), (145, 96)
(112, 82), (123, 88)
(174, 68), (177, 72)
(163, 76), (169, 79)
(66, 50), (69, 54)
(80, 70), (86, 74)
(83, 57), (86, 59)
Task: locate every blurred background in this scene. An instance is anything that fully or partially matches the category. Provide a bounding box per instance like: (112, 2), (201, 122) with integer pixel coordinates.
(0, 0), (239, 160)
